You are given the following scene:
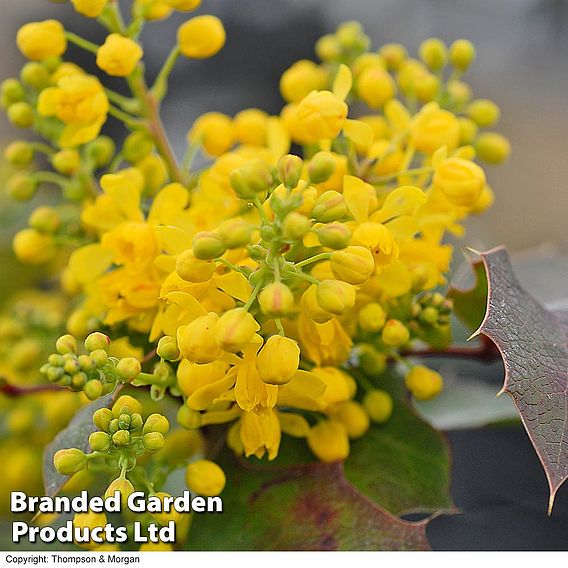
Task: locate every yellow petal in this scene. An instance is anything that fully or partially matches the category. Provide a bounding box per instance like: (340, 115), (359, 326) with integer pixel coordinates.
(148, 183), (190, 225)
(68, 244), (113, 284)
(333, 64), (352, 101)
(162, 291), (206, 318)
(266, 116), (290, 156)
(154, 225), (192, 255)
(278, 412), (310, 438)
(371, 185), (427, 222)
(213, 271), (252, 303)
(343, 119), (373, 147)
(37, 88), (60, 117)
(277, 370), (326, 411)
(343, 175), (371, 222)
(385, 215), (419, 241)
(375, 262), (412, 297)
(59, 121), (103, 148)
(187, 368), (237, 411)
(431, 146), (448, 168)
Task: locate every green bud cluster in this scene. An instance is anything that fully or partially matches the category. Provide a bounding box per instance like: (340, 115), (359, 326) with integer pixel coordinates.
(409, 292), (453, 332)
(40, 332), (141, 400)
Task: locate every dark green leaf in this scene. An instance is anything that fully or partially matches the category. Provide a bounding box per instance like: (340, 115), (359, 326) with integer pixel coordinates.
(448, 258), (488, 331)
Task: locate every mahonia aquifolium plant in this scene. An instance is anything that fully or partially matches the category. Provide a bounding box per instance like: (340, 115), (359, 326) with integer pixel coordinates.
(1, 0), (510, 550)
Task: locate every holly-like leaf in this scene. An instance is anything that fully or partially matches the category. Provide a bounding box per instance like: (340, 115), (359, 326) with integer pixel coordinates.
(187, 450), (430, 551)
(43, 390), (121, 498)
(448, 258), (488, 331)
(474, 246), (568, 512)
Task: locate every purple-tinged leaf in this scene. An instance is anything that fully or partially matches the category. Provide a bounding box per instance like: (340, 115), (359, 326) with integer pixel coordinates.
(474, 246), (568, 512)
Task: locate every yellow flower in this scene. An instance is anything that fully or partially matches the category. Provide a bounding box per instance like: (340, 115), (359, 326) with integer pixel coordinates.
(352, 222), (399, 265)
(167, 0), (201, 10)
(178, 15), (226, 59)
(307, 420), (349, 462)
(71, 0), (108, 17)
(330, 246), (375, 285)
(177, 313), (223, 364)
(233, 108), (269, 146)
(185, 460), (226, 496)
(188, 112), (233, 157)
(17, 20), (67, 61)
(311, 367), (356, 407)
(215, 308), (260, 353)
(38, 74), (109, 147)
(296, 90), (348, 141)
(410, 103), (460, 155)
(356, 66), (396, 109)
(256, 336), (300, 386)
(239, 408), (281, 460)
(280, 60), (328, 103)
(96, 34), (143, 77)
(433, 157), (486, 207)
(332, 401), (370, 438)
(405, 365), (443, 400)
(12, 229), (55, 265)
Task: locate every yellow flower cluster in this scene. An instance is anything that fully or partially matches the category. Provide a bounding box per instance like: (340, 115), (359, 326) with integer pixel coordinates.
(1, 5), (510, 542)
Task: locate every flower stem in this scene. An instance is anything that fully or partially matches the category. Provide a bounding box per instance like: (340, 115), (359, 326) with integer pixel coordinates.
(65, 32), (99, 54)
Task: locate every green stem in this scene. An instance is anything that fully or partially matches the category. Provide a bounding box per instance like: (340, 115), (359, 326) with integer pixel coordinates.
(33, 171), (68, 186)
(182, 141), (201, 173)
(295, 252), (332, 269)
(243, 281), (263, 311)
(105, 88), (137, 110)
(151, 46), (181, 101)
(275, 318), (285, 336)
(291, 270), (320, 286)
(215, 257), (249, 276)
(371, 166), (433, 184)
(108, 104), (142, 128)
(65, 32), (99, 55)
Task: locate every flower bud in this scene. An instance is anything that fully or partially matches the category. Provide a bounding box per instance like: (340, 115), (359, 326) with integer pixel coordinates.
(192, 231), (226, 260)
(316, 280), (356, 315)
(333, 401), (370, 439)
(89, 431), (111, 451)
(29, 206), (60, 233)
(112, 430), (131, 446)
(316, 222), (351, 249)
(157, 336), (180, 361)
(258, 282), (295, 317)
(357, 66), (396, 109)
(177, 405), (202, 429)
(85, 136), (115, 168)
(433, 157), (486, 207)
(467, 99), (500, 127)
(84, 332), (110, 353)
(143, 432), (165, 453)
(330, 246), (375, 285)
(419, 38), (447, 71)
(1, 78), (25, 108)
(112, 395), (142, 417)
(256, 336), (300, 385)
(278, 154), (303, 188)
(311, 191), (347, 223)
(474, 132), (511, 165)
(56, 334), (77, 355)
(297, 90), (348, 141)
(410, 103), (460, 155)
(363, 390), (393, 423)
(217, 219), (253, 249)
(449, 39), (476, 72)
(471, 184), (495, 214)
(130, 413), (144, 430)
(93, 408), (113, 431)
(13, 229), (55, 264)
(405, 365), (443, 400)
(96, 33), (143, 77)
(282, 212), (311, 240)
(176, 249), (215, 283)
(357, 344), (387, 376)
(90, 349), (108, 368)
(301, 285), (334, 324)
(7, 102), (34, 128)
(4, 141), (33, 166)
(307, 421), (349, 462)
(458, 117), (478, 144)
(381, 319), (410, 347)
(123, 130), (153, 163)
(308, 151), (336, 183)
(215, 308), (260, 353)
(178, 15), (226, 59)
(71, 0), (108, 18)
(315, 34), (341, 62)
(185, 460), (226, 496)
(229, 159), (273, 199)
(52, 149), (81, 175)
(177, 313), (223, 363)
(115, 357), (141, 382)
(105, 478), (134, 508)
(84, 380), (103, 400)
(358, 303), (387, 332)
(16, 20), (67, 61)
(53, 448), (87, 475)
(7, 173), (37, 201)
(143, 413), (170, 435)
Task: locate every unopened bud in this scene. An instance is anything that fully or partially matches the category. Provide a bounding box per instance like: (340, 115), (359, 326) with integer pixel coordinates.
(449, 39), (476, 72)
(358, 303), (387, 332)
(7, 173), (37, 201)
(229, 159), (273, 198)
(84, 332), (110, 353)
(88, 431), (111, 452)
(20, 62), (49, 89)
(52, 149), (81, 175)
(56, 334), (77, 355)
(123, 130), (154, 163)
(157, 336), (180, 361)
(29, 206), (60, 233)
(192, 231), (226, 260)
(84, 379), (103, 400)
(143, 413), (170, 435)
(176, 249), (215, 283)
(93, 408), (113, 431)
(53, 448), (87, 475)
(311, 190), (347, 223)
(217, 219), (253, 249)
(308, 151), (336, 183)
(85, 136), (115, 168)
(258, 282), (295, 316)
(215, 308), (260, 353)
(115, 357), (141, 382)
(112, 430), (131, 446)
(278, 154), (303, 188)
(363, 390), (393, 423)
(7, 101), (34, 128)
(330, 246), (374, 284)
(316, 222), (351, 249)
(143, 432), (165, 453)
(419, 38), (447, 71)
(316, 279), (356, 315)
(256, 335), (299, 385)
(381, 319), (410, 347)
(177, 405), (202, 429)
(282, 212), (311, 239)
(4, 141), (33, 166)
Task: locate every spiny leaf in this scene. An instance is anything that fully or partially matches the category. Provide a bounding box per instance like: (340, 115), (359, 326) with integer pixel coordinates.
(43, 389), (121, 498)
(474, 246), (568, 513)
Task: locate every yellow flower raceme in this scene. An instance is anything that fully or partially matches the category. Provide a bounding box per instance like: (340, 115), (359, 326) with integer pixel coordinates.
(97, 34), (143, 77)
(38, 74), (109, 147)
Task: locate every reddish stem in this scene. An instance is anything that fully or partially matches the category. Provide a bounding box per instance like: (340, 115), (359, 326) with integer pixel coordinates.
(402, 336), (499, 362)
(0, 380), (64, 397)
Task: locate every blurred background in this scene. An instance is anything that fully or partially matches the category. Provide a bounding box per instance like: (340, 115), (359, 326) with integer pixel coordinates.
(1, 0), (568, 551)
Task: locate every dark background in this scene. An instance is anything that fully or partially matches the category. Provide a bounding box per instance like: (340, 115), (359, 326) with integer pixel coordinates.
(1, 0), (568, 550)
